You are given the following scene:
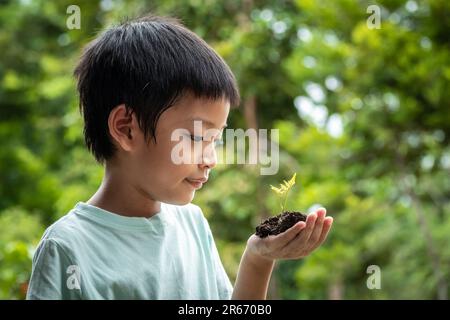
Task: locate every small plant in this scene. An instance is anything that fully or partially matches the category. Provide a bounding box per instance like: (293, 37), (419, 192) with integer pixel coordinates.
(270, 172), (296, 213)
(255, 173), (307, 238)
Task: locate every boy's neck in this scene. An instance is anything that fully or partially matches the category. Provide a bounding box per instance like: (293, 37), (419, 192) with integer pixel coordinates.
(87, 164), (161, 218)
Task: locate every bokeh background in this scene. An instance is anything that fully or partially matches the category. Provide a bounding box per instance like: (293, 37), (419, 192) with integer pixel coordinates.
(0, 0), (449, 299)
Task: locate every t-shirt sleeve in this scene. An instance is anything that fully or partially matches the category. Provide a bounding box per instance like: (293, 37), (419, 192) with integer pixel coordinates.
(202, 216), (234, 300)
(26, 238), (81, 300)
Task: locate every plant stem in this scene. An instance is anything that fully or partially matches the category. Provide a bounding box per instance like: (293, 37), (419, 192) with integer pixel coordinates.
(283, 190), (290, 212)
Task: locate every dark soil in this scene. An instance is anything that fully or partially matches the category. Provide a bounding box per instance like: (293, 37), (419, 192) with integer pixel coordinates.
(255, 211), (307, 238)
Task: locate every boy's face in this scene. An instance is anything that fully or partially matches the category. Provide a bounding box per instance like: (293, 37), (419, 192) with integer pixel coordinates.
(126, 92), (230, 205)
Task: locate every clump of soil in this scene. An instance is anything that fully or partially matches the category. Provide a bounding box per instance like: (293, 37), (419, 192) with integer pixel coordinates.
(256, 211), (307, 238)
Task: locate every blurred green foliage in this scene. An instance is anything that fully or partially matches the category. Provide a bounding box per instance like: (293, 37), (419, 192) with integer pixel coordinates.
(0, 0), (449, 299)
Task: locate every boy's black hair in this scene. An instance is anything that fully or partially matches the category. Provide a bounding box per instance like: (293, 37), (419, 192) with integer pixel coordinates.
(74, 15), (240, 162)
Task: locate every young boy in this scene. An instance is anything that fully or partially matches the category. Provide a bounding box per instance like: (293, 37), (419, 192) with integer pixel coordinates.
(26, 15), (333, 300)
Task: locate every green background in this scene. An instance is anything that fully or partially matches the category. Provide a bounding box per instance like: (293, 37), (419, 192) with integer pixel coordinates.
(0, 0), (449, 299)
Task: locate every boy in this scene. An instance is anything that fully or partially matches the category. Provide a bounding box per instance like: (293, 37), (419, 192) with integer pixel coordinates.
(27, 15), (333, 300)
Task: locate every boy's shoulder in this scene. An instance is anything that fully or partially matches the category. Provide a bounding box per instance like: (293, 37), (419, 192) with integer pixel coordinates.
(38, 207), (89, 248)
(42, 202), (207, 240)
(42, 210), (76, 237)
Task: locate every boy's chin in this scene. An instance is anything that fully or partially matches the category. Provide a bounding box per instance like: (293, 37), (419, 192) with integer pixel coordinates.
(170, 196), (193, 206)
(168, 190), (195, 206)
(161, 181), (197, 206)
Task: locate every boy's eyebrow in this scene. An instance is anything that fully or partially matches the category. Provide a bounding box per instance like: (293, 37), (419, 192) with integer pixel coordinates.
(187, 117), (228, 129)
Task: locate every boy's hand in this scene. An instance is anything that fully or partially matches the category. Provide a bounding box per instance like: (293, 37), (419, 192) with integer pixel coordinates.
(246, 208), (333, 262)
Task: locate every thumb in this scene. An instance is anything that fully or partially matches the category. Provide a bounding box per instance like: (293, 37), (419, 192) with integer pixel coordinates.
(270, 221), (306, 247)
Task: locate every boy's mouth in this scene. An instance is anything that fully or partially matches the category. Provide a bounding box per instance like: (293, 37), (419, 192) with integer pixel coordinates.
(185, 177), (208, 189)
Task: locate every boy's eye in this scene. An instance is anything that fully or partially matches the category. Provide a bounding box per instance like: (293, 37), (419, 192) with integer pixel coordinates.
(189, 134), (223, 147)
(190, 135), (203, 142)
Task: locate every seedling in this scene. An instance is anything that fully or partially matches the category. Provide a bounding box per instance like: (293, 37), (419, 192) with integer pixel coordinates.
(255, 173), (307, 238)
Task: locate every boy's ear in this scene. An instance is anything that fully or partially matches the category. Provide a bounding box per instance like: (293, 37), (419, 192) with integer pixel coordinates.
(108, 104), (137, 152)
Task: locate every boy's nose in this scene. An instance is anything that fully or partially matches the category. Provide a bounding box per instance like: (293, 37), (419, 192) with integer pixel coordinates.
(199, 147), (217, 170)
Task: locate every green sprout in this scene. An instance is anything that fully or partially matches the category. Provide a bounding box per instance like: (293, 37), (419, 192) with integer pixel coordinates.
(270, 173), (297, 212)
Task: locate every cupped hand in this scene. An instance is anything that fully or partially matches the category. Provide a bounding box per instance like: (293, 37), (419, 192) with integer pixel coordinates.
(246, 208), (333, 261)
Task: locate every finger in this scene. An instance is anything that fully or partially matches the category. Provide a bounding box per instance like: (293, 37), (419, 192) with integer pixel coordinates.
(305, 208), (326, 249)
(310, 217), (333, 251)
(318, 217), (333, 243)
(269, 221), (306, 249)
(294, 212), (317, 244)
(280, 212), (318, 258)
(316, 207), (327, 217)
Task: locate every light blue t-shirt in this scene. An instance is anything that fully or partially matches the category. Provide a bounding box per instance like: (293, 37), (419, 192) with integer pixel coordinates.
(26, 202), (233, 300)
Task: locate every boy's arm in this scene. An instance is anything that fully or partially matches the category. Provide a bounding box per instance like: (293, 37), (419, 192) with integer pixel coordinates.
(232, 208), (333, 300)
(231, 248), (275, 300)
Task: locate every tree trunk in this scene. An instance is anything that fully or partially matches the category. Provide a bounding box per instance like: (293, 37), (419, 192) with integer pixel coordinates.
(328, 278), (344, 300)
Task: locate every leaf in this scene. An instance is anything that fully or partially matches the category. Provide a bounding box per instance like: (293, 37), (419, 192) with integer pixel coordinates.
(270, 173), (297, 196)
(285, 173), (297, 189)
(270, 185), (285, 194)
